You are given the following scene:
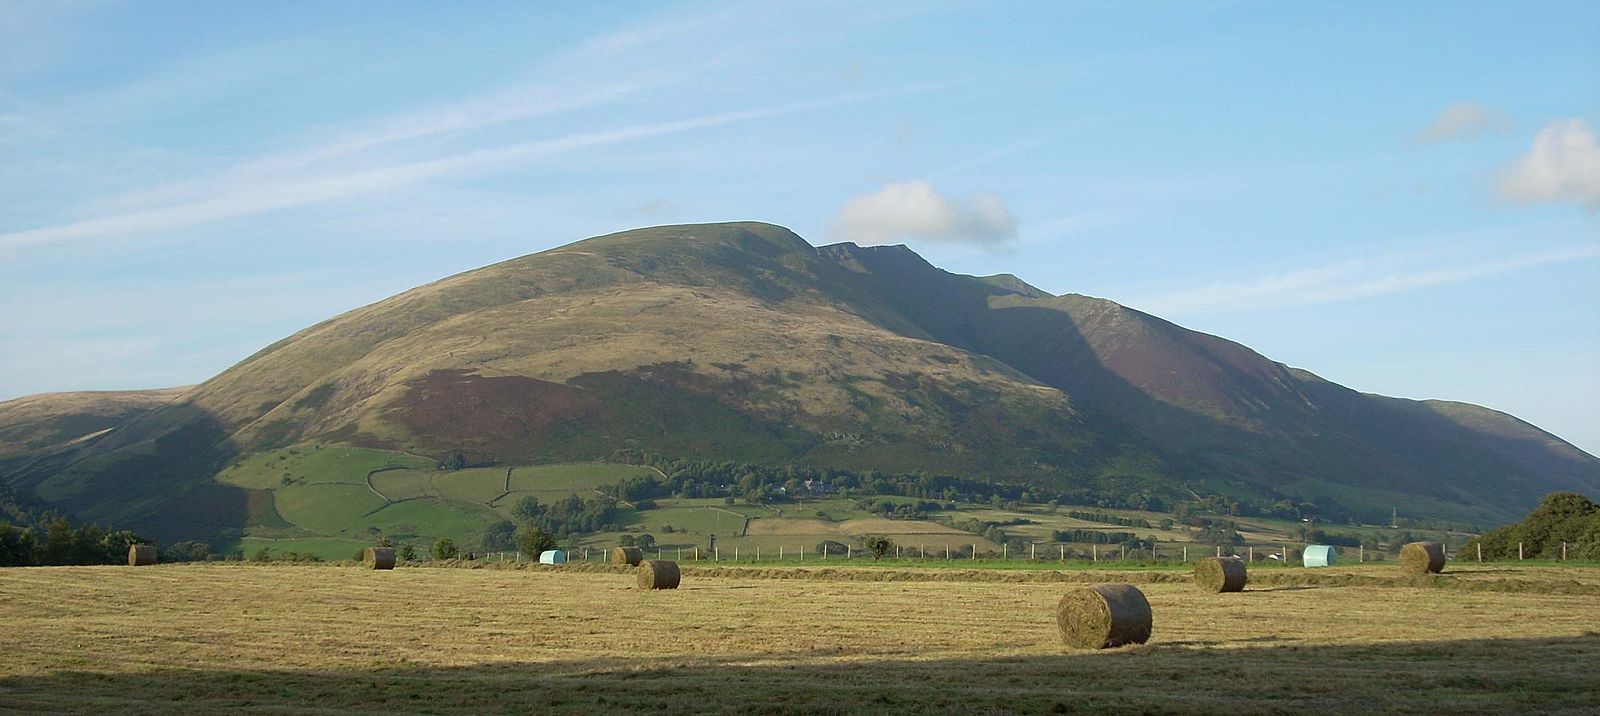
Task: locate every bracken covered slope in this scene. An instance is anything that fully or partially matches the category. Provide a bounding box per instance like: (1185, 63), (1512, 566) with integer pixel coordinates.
(2, 222), (1595, 538)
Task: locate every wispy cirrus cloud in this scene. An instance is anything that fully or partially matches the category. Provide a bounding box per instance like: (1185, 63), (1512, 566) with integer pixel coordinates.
(0, 92), (886, 251)
(1133, 243), (1600, 317)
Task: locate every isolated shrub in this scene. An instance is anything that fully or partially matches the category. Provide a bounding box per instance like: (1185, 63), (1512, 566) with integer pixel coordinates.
(398, 544), (417, 562)
(433, 538), (458, 561)
(441, 449), (468, 470)
(251, 548), (272, 562)
(862, 535), (895, 560)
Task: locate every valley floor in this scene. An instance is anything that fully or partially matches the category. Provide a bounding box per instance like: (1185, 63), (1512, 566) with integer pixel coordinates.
(2, 564), (1597, 714)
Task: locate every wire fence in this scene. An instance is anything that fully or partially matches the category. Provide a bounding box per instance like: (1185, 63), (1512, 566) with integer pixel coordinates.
(425, 540), (1588, 566)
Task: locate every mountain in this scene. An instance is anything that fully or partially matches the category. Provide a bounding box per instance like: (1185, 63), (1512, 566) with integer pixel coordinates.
(0, 388), (188, 457)
(2, 222), (1595, 540)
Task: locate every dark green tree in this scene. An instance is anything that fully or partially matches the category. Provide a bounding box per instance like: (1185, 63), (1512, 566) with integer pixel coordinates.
(517, 528), (557, 557)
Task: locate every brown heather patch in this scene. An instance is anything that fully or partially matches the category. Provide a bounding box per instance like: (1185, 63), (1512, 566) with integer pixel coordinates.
(388, 369), (600, 457)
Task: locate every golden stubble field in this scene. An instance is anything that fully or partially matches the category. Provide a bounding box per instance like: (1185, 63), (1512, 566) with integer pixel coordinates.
(2, 563), (1598, 715)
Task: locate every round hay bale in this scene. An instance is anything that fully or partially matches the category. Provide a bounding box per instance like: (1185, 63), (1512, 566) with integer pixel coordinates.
(1193, 557), (1247, 593)
(637, 559), (681, 590)
(127, 544), (157, 567)
(1056, 583), (1152, 649)
(611, 546), (644, 566)
(364, 547), (396, 570)
(1399, 541), (1446, 574)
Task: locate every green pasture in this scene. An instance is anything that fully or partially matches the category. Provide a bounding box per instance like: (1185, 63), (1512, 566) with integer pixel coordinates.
(272, 483), (386, 534)
(354, 499), (502, 541)
(232, 537), (372, 561)
(507, 463), (654, 495)
(434, 468), (511, 504)
(217, 445), (432, 489)
(368, 469), (436, 501)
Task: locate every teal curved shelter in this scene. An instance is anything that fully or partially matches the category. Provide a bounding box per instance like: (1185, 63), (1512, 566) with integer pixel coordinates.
(1303, 545), (1336, 567)
(539, 549), (567, 564)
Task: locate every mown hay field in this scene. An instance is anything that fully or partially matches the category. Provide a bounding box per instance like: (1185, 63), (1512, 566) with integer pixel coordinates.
(2, 563), (1598, 714)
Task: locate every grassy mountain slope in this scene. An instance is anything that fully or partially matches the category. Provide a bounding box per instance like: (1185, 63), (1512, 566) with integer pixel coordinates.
(2, 222), (1595, 540)
(0, 387), (189, 457)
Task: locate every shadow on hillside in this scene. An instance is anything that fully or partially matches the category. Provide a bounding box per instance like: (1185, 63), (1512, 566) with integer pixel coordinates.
(4, 635), (1597, 715)
(974, 302), (1560, 522)
(2, 402), (248, 544)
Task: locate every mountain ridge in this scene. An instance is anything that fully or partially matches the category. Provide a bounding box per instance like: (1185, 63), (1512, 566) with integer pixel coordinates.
(2, 221), (1594, 540)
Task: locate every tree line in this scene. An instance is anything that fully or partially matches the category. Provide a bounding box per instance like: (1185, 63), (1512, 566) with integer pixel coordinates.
(1464, 492), (1600, 560)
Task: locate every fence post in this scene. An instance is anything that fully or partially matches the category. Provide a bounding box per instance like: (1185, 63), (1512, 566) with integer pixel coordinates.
(1248, 546), (1253, 562)
(971, 544), (977, 560)
(1060, 544), (1065, 561)
(1359, 544), (1363, 563)
(945, 543), (950, 560)
(1120, 545), (1126, 561)
(1183, 545), (1187, 562)
(1216, 545), (1221, 558)
(1031, 543), (1036, 561)
(1519, 542), (1524, 560)
(896, 544), (901, 559)
(1092, 545), (1097, 562)
(780, 545), (784, 561)
(1004, 543), (1008, 561)
(1562, 541), (1567, 561)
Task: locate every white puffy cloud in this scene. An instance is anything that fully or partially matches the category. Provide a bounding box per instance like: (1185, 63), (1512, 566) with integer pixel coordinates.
(1413, 102), (1513, 143)
(829, 180), (1017, 247)
(1499, 119), (1600, 210)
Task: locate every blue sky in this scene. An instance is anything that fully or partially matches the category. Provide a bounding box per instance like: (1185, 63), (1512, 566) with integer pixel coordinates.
(2, 1), (1597, 453)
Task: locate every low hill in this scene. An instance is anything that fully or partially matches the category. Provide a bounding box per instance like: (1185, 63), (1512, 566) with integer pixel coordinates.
(1, 222), (1595, 542)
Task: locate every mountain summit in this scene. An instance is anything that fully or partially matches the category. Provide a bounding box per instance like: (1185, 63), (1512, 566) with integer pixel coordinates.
(3, 222), (1595, 538)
